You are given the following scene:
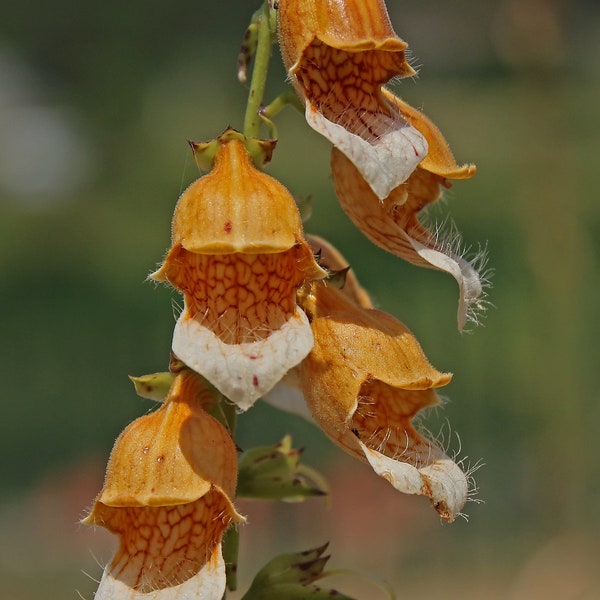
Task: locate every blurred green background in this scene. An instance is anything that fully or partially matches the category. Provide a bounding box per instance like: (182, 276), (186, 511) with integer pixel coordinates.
(1, 0), (599, 598)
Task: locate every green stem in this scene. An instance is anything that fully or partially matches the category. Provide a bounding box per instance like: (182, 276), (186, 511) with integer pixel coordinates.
(261, 89), (304, 120)
(223, 525), (240, 593)
(243, 0), (274, 139)
(217, 394), (238, 594)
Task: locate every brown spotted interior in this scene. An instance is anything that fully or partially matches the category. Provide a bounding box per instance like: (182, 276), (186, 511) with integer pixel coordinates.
(351, 378), (438, 466)
(295, 40), (404, 142)
(166, 246), (307, 344)
(100, 491), (232, 592)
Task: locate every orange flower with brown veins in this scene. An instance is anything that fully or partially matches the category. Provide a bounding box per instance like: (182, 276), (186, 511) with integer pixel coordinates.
(267, 237), (469, 521)
(151, 129), (325, 411)
(332, 94), (485, 330)
(277, 0), (428, 199)
(299, 282), (467, 521)
(83, 369), (244, 599)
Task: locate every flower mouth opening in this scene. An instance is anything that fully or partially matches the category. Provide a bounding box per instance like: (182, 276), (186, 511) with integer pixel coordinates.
(161, 245), (309, 344)
(350, 380), (469, 522)
(295, 41), (409, 144)
(351, 378), (440, 462)
(90, 491), (235, 594)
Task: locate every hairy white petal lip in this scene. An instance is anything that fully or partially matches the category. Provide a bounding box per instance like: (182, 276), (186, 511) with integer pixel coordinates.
(405, 236), (483, 331)
(172, 307), (314, 411)
(94, 545), (226, 600)
(305, 103), (428, 200)
(359, 441), (468, 522)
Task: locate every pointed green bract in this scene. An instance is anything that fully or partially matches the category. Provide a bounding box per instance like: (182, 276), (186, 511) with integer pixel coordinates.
(241, 544), (356, 600)
(128, 371), (174, 401)
(237, 436), (328, 501)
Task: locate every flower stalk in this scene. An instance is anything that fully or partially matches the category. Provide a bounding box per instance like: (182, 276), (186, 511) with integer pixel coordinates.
(84, 0), (485, 597)
(243, 0), (277, 139)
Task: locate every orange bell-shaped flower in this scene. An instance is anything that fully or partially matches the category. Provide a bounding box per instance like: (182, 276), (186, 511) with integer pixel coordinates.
(151, 129), (325, 410)
(83, 369), (244, 599)
(266, 237), (469, 521)
(278, 0), (428, 199)
(331, 94), (485, 330)
(299, 280), (468, 521)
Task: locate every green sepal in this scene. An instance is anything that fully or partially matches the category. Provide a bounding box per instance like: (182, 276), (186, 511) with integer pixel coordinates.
(325, 266), (351, 289)
(189, 128), (276, 171)
(237, 435), (328, 501)
(128, 372), (174, 401)
(188, 138), (219, 171)
(241, 544), (356, 600)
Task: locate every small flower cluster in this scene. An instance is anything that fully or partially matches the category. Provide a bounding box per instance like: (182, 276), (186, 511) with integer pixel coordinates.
(85, 1), (485, 598)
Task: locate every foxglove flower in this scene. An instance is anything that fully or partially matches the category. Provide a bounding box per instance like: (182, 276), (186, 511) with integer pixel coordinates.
(267, 237), (469, 521)
(278, 0), (427, 199)
(151, 129), (325, 410)
(332, 95), (483, 330)
(83, 369), (244, 599)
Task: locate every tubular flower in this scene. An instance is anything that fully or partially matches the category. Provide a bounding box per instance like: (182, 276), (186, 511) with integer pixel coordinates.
(151, 129), (326, 411)
(277, 0), (428, 199)
(267, 237), (469, 521)
(83, 369), (244, 599)
(332, 94), (483, 330)
(262, 233), (372, 420)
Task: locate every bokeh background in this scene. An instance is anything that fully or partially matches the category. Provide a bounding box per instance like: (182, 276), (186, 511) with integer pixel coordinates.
(1, 0), (599, 598)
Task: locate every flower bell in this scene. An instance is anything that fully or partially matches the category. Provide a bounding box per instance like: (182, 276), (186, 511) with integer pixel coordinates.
(83, 369), (244, 599)
(151, 129), (326, 410)
(277, 0), (428, 199)
(298, 282), (468, 521)
(267, 236), (469, 521)
(331, 97), (484, 330)
(278, 0), (485, 328)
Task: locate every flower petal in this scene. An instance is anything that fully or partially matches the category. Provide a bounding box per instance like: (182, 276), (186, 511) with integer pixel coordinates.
(405, 234), (483, 331)
(297, 282), (468, 520)
(262, 369), (314, 421)
(93, 530), (226, 599)
(91, 371), (239, 505)
(331, 147), (484, 330)
(359, 442), (468, 522)
(306, 102), (427, 200)
(173, 305), (313, 411)
(169, 133), (304, 254)
(384, 90), (476, 179)
(279, 0), (414, 74)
